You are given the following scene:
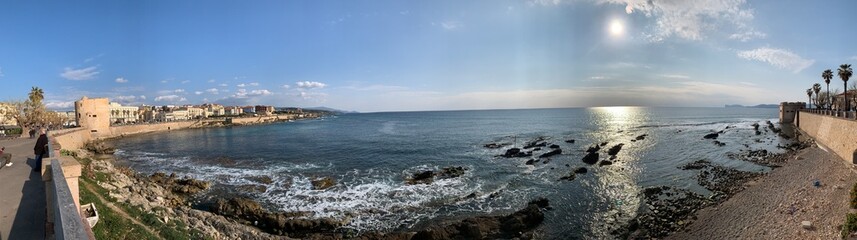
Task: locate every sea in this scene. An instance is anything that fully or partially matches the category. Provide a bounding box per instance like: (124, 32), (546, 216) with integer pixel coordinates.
(110, 107), (792, 238)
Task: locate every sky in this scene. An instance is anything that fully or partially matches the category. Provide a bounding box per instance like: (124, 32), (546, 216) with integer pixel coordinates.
(0, 0), (856, 112)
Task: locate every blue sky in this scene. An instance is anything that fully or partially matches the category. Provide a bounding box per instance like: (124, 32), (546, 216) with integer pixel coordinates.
(1, 0), (855, 112)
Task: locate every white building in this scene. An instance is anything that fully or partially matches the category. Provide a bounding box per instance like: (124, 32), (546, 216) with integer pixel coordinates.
(109, 102), (139, 124)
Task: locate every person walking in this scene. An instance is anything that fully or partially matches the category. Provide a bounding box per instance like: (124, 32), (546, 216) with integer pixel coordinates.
(1, 146), (11, 168)
(33, 128), (48, 172)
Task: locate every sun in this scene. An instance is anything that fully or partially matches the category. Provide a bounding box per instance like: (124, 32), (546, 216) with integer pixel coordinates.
(609, 19), (624, 36)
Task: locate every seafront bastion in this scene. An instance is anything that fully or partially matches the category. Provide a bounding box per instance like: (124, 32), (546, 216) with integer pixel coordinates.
(781, 101), (857, 164)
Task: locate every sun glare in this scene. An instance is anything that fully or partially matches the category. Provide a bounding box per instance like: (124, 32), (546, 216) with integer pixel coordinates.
(609, 19), (624, 36)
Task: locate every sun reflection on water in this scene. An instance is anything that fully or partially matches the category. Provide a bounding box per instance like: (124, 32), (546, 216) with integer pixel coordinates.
(587, 106), (653, 237)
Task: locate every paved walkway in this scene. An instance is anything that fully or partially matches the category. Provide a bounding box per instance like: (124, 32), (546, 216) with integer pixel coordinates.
(0, 138), (45, 240)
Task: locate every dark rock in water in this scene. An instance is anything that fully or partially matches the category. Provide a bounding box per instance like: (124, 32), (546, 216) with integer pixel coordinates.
(439, 166), (467, 179)
(533, 147), (541, 151)
(523, 137), (549, 149)
(465, 192), (478, 199)
(565, 139), (576, 144)
(609, 155), (617, 160)
(607, 143), (625, 156)
(408, 171), (435, 185)
(600, 142), (609, 146)
(538, 149), (562, 158)
(502, 148), (532, 158)
(755, 130), (762, 135)
(484, 143), (510, 149)
(212, 197), (346, 237)
(172, 178), (210, 195)
(680, 160), (711, 170)
(752, 122), (760, 130)
(311, 177), (336, 190)
(703, 133), (719, 139)
(84, 140), (115, 154)
(586, 145), (601, 153)
(528, 197), (549, 208)
(542, 158), (551, 164)
(525, 159), (535, 165)
(574, 167), (588, 174)
(713, 140), (725, 146)
(635, 134), (648, 140)
(623, 186), (711, 239)
(599, 160), (613, 166)
(559, 173), (576, 181)
(549, 144), (560, 149)
(412, 198), (549, 240)
(582, 152), (599, 165)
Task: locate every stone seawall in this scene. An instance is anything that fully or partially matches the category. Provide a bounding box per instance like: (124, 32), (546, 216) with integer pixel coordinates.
(52, 115), (298, 151)
(797, 111), (857, 164)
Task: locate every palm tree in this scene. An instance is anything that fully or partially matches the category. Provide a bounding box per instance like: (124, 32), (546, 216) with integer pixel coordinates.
(840, 64), (853, 111)
(28, 87), (44, 104)
(813, 83), (822, 109)
(823, 69), (834, 109)
(807, 88), (813, 108)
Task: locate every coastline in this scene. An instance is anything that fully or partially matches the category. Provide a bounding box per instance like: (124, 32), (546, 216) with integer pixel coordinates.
(667, 142), (857, 239)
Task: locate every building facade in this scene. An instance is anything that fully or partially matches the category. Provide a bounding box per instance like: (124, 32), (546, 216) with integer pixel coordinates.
(109, 102), (139, 124)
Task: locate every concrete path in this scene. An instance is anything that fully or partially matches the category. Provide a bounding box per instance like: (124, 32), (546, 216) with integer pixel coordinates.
(0, 138), (45, 240)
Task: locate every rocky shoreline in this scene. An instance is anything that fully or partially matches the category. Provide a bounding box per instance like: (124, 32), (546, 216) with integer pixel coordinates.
(79, 148), (550, 239)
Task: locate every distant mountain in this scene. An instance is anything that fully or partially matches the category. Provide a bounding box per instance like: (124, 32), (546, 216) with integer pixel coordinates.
(725, 104), (778, 108)
(304, 106), (359, 114)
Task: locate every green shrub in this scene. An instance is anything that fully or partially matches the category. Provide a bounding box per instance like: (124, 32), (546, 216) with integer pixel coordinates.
(851, 182), (857, 209)
(842, 213), (857, 239)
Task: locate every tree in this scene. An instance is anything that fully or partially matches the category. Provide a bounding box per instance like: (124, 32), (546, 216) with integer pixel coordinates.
(813, 83), (822, 109)
(807, 88), (813, 108)
(823, 69), (834, 109)
(1, 87), (57, 135)
(840, 64), (853, 111)
(28, 87), (44, 105)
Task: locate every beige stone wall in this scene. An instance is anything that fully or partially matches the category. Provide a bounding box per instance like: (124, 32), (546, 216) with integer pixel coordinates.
(108, 121), (197, 137)
(798, 111), (857, 164)
(75, 97), (110, 136)
(52, 128), (92, 151)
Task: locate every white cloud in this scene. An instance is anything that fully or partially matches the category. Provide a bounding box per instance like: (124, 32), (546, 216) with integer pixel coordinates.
(113, 95), (138, 103)
(739, 82), (757, 86)
(45, 101), (75, 109)
(282, 84), (290, 89)
(299, 91), (329, 100)
(208, 79), (216, 83)
(181, 80), (190, 84)
(729, 31), (766, 42)
(219, 83), (228, 87)
(60, 66), (100, 80)
(161, 80), (168, 83)
(590, 76), (608, 80)
(205, 88), (220, 94)
(174, 89), (186, 93)
(115, 77), (128, 83)
(195, 91), (203, 95)
(659, 74), (691, 79)
(231, 89), (273, 98)
(597, 0), (757, 42)
(850, 56), (857, 61)
(249, 82), (259, 86)
(296, 81), (327, 89)
(737, 47), (815, 73)
(154, 95), (186, 102)
(440, 21), (462, 30)
(140, 95), (146, 100)
(237, 83), (246, 87)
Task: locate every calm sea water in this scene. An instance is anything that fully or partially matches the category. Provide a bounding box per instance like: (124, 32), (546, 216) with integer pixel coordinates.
(111, 107), (789, 238)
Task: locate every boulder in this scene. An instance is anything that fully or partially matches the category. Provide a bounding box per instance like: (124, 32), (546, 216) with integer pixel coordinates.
(502, 148), (532, 158)
(574, 167), (588, 174)
(549, 144), (560, 149)
(483, 143), (509, 149)
(600, 142), (609, 146)
(586, 145), (601, 153)
(559, 173), (576, 181)
(599, 160), (613, 166)
(412, 198), (549, 240)
(246, 175), (274, 184)
(538, 149), (562, 158)
(635, 134), (648, 140)
(565, 139), (576, 144)
(703, 133), (719, 139)
(310, 177), (336, 190)
(582, 152), (599, 165)
(525, 159), (535, 165)
(607, 143), (625, 156)
(439, 166), (467, 179)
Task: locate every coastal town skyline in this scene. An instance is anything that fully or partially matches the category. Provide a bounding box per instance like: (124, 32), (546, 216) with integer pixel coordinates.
(1, 0), (856, 112)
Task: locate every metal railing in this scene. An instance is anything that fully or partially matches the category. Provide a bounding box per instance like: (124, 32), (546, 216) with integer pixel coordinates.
(801, 108), (857, 119)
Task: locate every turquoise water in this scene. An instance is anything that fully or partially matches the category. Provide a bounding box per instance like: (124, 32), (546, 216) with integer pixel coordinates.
(111, 107), (789, 238)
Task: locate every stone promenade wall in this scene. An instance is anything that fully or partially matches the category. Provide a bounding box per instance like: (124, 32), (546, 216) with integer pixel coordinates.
(798, 111), (857, 164)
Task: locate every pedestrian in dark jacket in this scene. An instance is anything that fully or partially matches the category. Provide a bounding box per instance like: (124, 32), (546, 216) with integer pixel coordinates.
(33, 128), (48, 172)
